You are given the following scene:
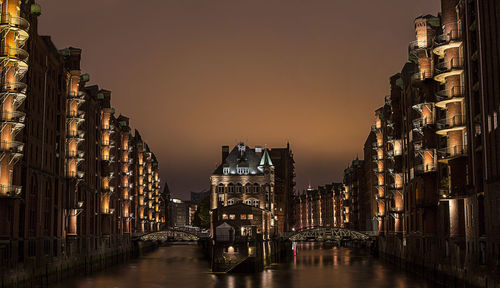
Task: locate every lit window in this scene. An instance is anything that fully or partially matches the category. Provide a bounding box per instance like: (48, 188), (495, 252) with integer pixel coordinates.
(247, 214), (254, 220)
(229, 214), (235, 220)
(475, 124), (482, 136)
(488, 115), (492, 132)
(237, 167), (249, 175)
(222, 214), (228, 220)
(240, 214), (246, 220)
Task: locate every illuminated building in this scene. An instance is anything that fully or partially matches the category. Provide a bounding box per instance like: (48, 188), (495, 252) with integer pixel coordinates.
(210, 143), (276, 239)
(293, 183), (343, 231)
(0, 1), (165, 281)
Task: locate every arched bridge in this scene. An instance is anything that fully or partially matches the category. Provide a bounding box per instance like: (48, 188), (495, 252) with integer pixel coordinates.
(287, 227), (372, 242)
(137, 229), (209, 242)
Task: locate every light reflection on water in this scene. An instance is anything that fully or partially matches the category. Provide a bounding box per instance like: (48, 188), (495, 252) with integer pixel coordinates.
(57, 242), (437, 288)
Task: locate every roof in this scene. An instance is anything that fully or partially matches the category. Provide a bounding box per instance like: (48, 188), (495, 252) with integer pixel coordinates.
(213, 143), (274, 175)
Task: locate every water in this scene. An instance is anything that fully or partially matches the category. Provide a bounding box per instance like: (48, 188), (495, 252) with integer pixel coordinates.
(57, 243), (437, 288)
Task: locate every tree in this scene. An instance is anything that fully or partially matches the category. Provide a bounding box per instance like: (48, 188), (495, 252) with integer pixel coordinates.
(193, 196), (210, 229)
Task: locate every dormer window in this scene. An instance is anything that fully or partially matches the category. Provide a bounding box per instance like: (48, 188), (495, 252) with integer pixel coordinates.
(223, 167), (230, 175)
(237, 167), (249, 175)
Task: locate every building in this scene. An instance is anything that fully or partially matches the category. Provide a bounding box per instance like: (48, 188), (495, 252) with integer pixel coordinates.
(344, 0), (500, 285)
(168, 198), (187, 228)
(210, 143), (276, 239)
(463, 0), (500, 276)
(293, 184), (343, 231)
(269, 143), (295, 233)
(0, 1), (165, 280)
(343, 158), (366, 230)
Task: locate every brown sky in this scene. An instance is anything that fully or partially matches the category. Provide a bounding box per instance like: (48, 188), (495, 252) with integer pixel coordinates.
(37, 0), (440, 199)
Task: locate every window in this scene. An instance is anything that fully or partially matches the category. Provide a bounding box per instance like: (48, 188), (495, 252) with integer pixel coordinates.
(222, 214), (228, 220)
(253, 184), (260, 194)
(227, 184), (234, 193)
(253, 200), (260, 207)
(217, 184), (224, 194)
(236, 183), (242, 193)
(223, 167), (230, 175)
(245, 184), (251, 194)
(240, 214), (246, 220)
(229, 214), (235, 220)
(494, 112), (498, 129)
(247, 214), (254, 220)
(245, 199), (253, 206)
(237, 167), (249, 175)
(218, 194), (224, 202)
(228, 199), (235, 205)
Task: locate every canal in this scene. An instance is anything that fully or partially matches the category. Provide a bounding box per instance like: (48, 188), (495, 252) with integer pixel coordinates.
(56, 243), (438, 288)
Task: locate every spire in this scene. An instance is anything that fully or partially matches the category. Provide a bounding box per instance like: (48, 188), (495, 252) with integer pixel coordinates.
(259, 148), (273, 167)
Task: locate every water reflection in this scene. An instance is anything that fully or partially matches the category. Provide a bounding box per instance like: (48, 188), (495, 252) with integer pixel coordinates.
(58, 242), (437, 288)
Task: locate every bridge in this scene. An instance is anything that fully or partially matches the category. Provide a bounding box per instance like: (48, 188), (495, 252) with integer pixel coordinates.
(136, 228), (209, 242)
(286, 227), (373, 242)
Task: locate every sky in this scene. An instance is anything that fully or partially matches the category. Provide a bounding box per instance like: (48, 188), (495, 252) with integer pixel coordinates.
(37, 0), (440, 200)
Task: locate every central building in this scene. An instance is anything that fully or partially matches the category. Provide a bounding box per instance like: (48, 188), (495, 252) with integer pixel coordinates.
(210, 143), (276, 239)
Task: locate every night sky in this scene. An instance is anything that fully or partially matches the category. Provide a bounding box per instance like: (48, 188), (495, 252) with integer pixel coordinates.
(37, 0), (440, 199)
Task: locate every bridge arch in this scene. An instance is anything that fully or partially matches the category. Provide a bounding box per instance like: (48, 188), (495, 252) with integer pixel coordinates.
(287, 227), (372, 242)
(137, 229), (202, 242)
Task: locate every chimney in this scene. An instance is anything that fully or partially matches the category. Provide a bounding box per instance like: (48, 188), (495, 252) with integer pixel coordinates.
(222, 146), (229, 162)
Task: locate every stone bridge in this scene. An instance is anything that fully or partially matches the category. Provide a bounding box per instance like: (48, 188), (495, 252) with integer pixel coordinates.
(287, 227), (373, 242)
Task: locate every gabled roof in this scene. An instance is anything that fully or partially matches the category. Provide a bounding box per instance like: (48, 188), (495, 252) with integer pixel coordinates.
(213, 143), (271, 175)
(259, 148), (273, 167)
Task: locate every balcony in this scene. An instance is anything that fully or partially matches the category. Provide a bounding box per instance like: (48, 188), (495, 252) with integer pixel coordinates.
(415, 163), (436, 174)
(409, 39), (429, 53)
(0, 111), (26, 134)
(0, 140), (24, 153)
(438, 145), (467, 162)
(0, 82), (27, 106)
(0, 184), (22, 198)
(67, 150), (85, 160)
(0, 46), (29, 64)
(388, 183), (403, 190)
(433, 29), (462, 57)
(434, 58), (464, 83)
(0, 14), (30, 37)
(67, 110), (85, 121)
(439, 186), (467, 200)
(436, 115), (466, 135)
(435, 86), (465, 108)
(389, 207), (404, 214)
(68, 90), (86, 99)
(67, 130), (85, 142)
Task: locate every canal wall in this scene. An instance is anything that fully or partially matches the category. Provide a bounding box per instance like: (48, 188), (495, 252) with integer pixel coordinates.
(377, 236), (499, 288)
(208, 238), (292, 273)
(0, 240), (159, 288)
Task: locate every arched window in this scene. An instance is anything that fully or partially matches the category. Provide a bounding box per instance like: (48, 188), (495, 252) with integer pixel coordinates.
(227, 183), (234, 193)
(253, 183), (260, 194)
(253, 199), (260, 207)
(236, 183), (242, 194)
(245, 184), (251, 194)
(244, 198), (259, 208)
(217, 183), (224, 194)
